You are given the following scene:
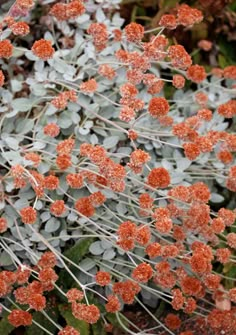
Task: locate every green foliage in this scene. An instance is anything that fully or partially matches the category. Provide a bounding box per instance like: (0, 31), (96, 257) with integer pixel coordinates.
(0, 313), (14, 335)
(26, 307), (59, 335)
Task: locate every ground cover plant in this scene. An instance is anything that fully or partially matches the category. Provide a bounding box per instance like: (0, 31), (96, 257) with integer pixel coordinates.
(0, 0), (236, 334)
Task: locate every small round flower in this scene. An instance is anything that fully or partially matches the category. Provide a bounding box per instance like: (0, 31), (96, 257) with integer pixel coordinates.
(211, 218), (225, 234)
(0, 279), (8, 297)
(171, 289), (185, 310)
(75, 197), (95, 217)
(215, 248), (231, 264)
(197, 108), (212, 121)
(0, 217), (7, 233)
(11, 21), (30, 35)
(164, 313), (181, 330)
(120, 83), (138, 98)
(20, 206), (37, 224)
(38, 251), (57, 269)
(155, 218), (173, 234)
(159, 14), (177, 29)
(172, 74), (185, 89)
(43, 123), (60, 137)
(98, 64), (116, 80)
(131, 262), (153, 283)
(105, 295), (121, 313)
(56, 139), (75, 155)
(218, 208), (236, 227)
(0, 70), (5, 87)
(124, 22), (144, 42)
(38, 268), (58, 284)
(168, 45), (192, 69)
(31, 39), (55, 60)
(189, 182), (211, 203)
(223, 65), (236, 80)
(80, 79), (97, 93)
(147, 167), (170, 188)
(66, 173), (83, 189)
(58, 326), (80, 335)
(194, 92), (208, 106)
(82, 305), (100, 324)
(148, 97), (169, 118)
(28, 294), (46, 311)
(198, 39), (212, 51)
(128, 129), (138, 140)
(87, 23), (108, 51)
(186, 65), (207, 83)
(8, 310), (32, 327)
(44, 175), (59, 190)
(217, 150), (233, 164)
(56, 154), (72, 170)
(66, 288), (84, 303)
(0, 40), (13, 58)
(227, 233), (236, 249)
(204, 274), (221, 290)
(229, 288), (236, 302)
(183, 142), (201, 160)
(89, 191), (106, 207)
(50, 200), (66, 217)
(145, 242), (161, 258)
(135, 225), (151, 245)
(95, 271), (111, 286)
(218, 100), (236, 118)
(119, 107), (136, 122)
(16, 0), (34, 9)
(177, 4), (203, 27)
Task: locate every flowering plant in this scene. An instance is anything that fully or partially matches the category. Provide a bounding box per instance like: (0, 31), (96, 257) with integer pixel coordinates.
(0, 1), (236, 334)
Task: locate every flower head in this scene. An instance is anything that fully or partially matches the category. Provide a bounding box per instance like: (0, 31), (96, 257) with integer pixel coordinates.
(31, 39), (55, 60)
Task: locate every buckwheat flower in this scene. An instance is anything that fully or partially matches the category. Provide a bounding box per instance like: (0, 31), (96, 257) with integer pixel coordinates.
(56, 154), (72, 170)
(159, 14), (177, 29)
(87, 23), (108, 51)
(184, 297), (197, 314)
(0, 70), (5, 86)
(128, 129), (138, 140)
(56, 139), (75, 155)
(198, 39), (212, 51)
(126, 69), (143, 85)
(168, 45), (192, 69)
(16, 266), (31, 284)
(127, 52), (150, 72)
(89, 191), (106, 207)
(105, 295), (121, 313)
(8, 310), (32, 327)
(177, 4), (203, 27)
(162, 245), (179, 258)
(44, 175), (59, 190)
(180, 276), (202, 296)
(98, 64), (116, 80)
(204, 274), (221, 290)
(211, 218), (225, 234)
(168, 185), (190, 202)
(216, 248), (231, 264)
(148, 97), (169, 118)
(0, 217), (7, 233)
(139, 193), (153, 216)
(66, 173), (83, 189)
(115, 49), (129, 62)
(28, 281), (44, 295)
(75, 197), (95, 217)
(80, 79), (97, 93)
(82, 305), (100, 324)
(154, 271), (176, 289)
(172, 74), (185, 89)
(24, 152), (41, 167)
(173, 225), (186, 241)
(117, 239), (135, 251)
(50, 200), (66, 217)
(95, 271), (111, 286)
(147, 167), (170, 188)
(66, 0), (85, 19)
(128, 149), (151, 174)
(117, 221), (137, 240)
(180, 332), (193, 335)
(145, 242), (161, 258)
(155, 218), (173, 234)
(218, 208), (236, 227)
(58, 326), (80, 335)
(152, 207), (170, 220)
(38, 268), (58, 284)
(20, 206), (37, 224)
(223, 65), (236, 80)
(16, 0), (34, 9)
(113, 280), (141, 304)
(38, 251), (57, 269)
(0, 279), (8, 297)
(66, 288), (84, 302)
(148, 79), (164, 95)
(135, 225), (151, 245)
(189, 182), (211, 203)
(14, 287), (29, 304)
(197, 108), (212, 121)
(171, 289), (185, 310)
(183, 142), (201, 160)
(50, 3), (67, 21)
(218, 100), (236, 118)
(194, 91), (208, 106)
(186, 65), (207, 83)
(120, 83), (138, 98)
(217, 150), (233, 164)
(11, 21), (30, 35)
(124, 22), (144, 42)
(226, 233), (236, 249)
(119, 106), (136, 122)
(132, 262), (153, 283)
(0, 40), (13, 58)
(31, 39), (55, 60)
(229, 288), (236, 302)
(43, 123), (60, 137)
(51, 93), (68, 110)
(164, 313), (181, 330)
(28, 293), (46, 311)
(189, 253), (209, 274)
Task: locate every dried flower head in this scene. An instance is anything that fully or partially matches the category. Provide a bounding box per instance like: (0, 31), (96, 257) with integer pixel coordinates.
(8, 310), (32, 327)
(147, 167), (170, 188)
(124, 22), (144, 42)
(20, 206), (37, 224)
(148, 97), (169, 118)
(31, 39), (55, 60)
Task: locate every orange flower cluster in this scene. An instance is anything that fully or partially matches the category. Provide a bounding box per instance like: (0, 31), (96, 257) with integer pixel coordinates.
(105, 295), (121, 313)
(11, 21), (30, 36)
(177, 4), (203, 27)
(50, 1), (85, 21)
(31, 39), (55, 60)
(58, 326), (80, 335)
(124, 22), (144, 42)
(147, 167), (171, 188)
(131, 262), (153, 283)
(66, 288), (84, 302)
(79, 78), (98, 93)
(148, 97), (170, 118)
(8, 310), (32, 327)
(128, 149), (150, 174)
(50, 200), (66, 217)
(0, 40), (13, 58)
(87, 23), (108, 51)
(98, 64), (116, 80)
(0, 217), (7, 233)
(168, 45), (192, 69)
(95, 271), (111, 286)
(139, 193), (153, 216)
(72, 302), (100, 324)
(51, 90), (77, 110)
(112, 280), (141, 304)
(20, 206), (37, 224)
(66, 173), (84, 189)
(0, 70), (4, 86)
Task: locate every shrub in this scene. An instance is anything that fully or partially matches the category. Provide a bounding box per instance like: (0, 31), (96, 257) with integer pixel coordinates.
(0, 1), (236, 334)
